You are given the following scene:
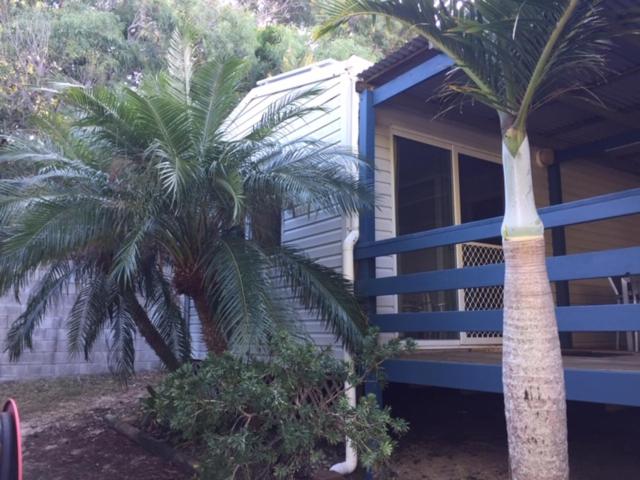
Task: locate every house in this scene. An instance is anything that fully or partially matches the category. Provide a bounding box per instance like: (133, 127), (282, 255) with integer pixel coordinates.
(225, 38), (640, 410)
(354, 37), (640, 407)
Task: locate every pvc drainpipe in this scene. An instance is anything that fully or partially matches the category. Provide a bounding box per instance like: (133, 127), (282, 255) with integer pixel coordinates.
(330, 218), (359, 475)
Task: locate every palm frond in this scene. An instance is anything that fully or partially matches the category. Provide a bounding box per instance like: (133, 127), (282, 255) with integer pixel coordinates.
(239, 87), (327, 143)
(145, 267), (191, 362)
(270, 245), (366, 353)
(5, 262), (75, 360)
(165, 30), (195, 107)
(192, 59), (247, 158)
(203, 237), (280, 355)
(316, 0), (612, 133)
(124, 88), (195, 198)
(67, 270), (112, 360)
(108, 298), (137, 381)
(244, 141), (373, 217)
(2, 194), (115, 265)
(64, 86), (142, 153)
(111, 218), (154, 286)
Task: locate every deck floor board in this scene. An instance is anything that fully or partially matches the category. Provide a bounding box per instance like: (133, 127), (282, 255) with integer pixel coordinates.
(401, 348), (640, 372)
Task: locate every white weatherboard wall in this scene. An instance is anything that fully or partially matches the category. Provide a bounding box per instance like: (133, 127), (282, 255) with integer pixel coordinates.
(0, 280), (161, 381)
(188, 57), (371, 357)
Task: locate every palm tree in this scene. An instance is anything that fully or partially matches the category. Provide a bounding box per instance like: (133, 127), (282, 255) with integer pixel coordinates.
(1, 32), (370, 373)
(317, 1), (616, 478)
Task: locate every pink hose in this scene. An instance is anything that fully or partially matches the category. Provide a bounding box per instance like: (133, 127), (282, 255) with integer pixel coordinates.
(3, 399), (22, 480)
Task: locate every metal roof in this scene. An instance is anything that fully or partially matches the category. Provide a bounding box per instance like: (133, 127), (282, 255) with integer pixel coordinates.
(357, 37), (433, 88)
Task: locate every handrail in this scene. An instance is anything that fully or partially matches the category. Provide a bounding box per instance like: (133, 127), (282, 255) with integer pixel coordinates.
(355, 187), (640, 260)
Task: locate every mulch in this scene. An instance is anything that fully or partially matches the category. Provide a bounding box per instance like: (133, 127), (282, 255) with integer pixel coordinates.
(24, 409), (188, 480)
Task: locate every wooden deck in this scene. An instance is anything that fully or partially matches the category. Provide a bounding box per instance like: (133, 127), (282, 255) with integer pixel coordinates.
(402, 348), (640, 372)
(382, 348), (640, 406)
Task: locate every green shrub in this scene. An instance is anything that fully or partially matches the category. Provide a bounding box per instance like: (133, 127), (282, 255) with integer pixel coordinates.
(146, 332), (411, 479)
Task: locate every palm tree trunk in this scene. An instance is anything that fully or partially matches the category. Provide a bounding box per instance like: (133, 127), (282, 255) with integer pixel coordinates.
(503, 237), (568, 479)
(500, 135), (568, 480)
(124, 292), (182, 371)
(191, 290), (227, 355)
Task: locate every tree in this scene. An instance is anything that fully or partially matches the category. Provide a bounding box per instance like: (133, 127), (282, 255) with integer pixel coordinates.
(0, 9), (54, 132)
(317, 1), (616, 478)
(0, 0), (403, 136)
(48, 3), (134, 86)
(0, 1), (150, 133)
(1, 32), (371, 367)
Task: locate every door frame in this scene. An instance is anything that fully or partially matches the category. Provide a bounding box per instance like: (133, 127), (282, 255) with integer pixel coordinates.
(390, 126), (501, 348)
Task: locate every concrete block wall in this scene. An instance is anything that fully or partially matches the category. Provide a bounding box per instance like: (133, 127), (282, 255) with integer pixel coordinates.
(0, 280), (161, 382)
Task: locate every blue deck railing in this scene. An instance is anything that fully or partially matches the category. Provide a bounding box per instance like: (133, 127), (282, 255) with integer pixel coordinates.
(355, 187), (640, 406)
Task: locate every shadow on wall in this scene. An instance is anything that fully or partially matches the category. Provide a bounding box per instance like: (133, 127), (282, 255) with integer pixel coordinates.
(0, 282), (161, 382)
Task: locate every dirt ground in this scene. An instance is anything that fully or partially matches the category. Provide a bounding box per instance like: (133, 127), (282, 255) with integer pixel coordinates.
(0, 372), (189, 480)
(384, 384), (640, 480)
(2, 375), (640, 479)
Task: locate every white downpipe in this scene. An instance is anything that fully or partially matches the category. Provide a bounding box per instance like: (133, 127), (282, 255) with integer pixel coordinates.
(330, 218), (360, 475)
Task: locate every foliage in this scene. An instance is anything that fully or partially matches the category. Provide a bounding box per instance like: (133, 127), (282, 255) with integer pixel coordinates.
(238, 0), (317, 26)
(0, 0), (404, 133)
(253, 25), (310, 80)
(48, 3), (133, 85)
(146, 331), (412, 479)
(0, 1), (145, 132)
(0, 8), (56, 132)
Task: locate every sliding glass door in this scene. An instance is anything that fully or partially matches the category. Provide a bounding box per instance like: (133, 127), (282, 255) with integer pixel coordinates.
(394, 135), (504, 346)
(395, 137), (458, 342)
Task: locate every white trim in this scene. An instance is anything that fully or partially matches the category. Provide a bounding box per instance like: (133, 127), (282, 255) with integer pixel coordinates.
(252, 57), (371, 99)
(390, 128), (459, 348)
(452, 145), (466, 316)
(226, 57), (371, 137)
(388, 124), (500, 165)
(257, 59), (339, 86)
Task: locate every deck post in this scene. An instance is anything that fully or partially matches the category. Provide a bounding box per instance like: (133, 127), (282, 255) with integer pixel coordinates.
(359, 89), (380, 480)
(357, 89), (378, 323)
(546, 159), (572, 348)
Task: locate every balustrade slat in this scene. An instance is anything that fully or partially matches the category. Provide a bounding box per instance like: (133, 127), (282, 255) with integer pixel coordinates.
(355, 188), (640, 260)
(357, 246), (640, 296)
(372, 304), (640, 332)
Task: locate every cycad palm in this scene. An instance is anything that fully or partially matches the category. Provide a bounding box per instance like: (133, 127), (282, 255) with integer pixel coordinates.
(317, 1), (618, 478)
(1, 32), (369, 376)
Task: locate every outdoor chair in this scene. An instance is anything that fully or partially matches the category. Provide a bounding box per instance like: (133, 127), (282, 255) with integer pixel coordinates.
(609, 276), (640, 352)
